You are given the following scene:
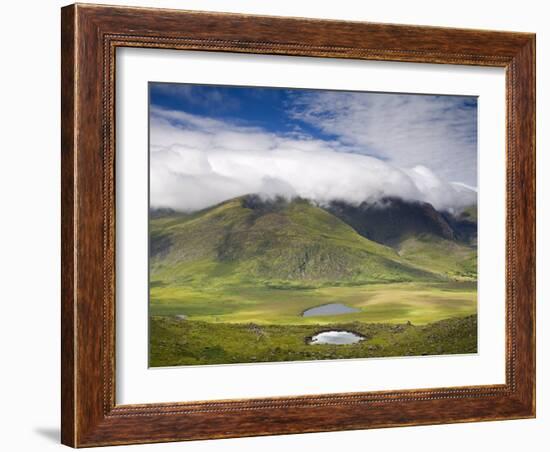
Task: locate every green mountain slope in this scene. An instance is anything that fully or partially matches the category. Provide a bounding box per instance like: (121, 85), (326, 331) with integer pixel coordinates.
(397, 234), (477, 280)
(150, 196), (442, 288)
(324, 199), (477, 281)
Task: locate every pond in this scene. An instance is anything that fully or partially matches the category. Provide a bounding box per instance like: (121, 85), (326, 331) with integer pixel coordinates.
(309, 330), (365, 345)
(302, 303), (360, 317)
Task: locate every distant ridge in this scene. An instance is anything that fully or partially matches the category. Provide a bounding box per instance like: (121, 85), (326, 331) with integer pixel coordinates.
(150, 194), (477, 289)
(326, 197), (458, 246)
(149, 195), (448, 287)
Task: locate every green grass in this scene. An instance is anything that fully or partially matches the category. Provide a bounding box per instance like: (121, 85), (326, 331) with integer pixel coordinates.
(397, 235), (477, 280)
(150, 281), (476, 325)
(149, 315), (477, 367)
(148, 197), (478, 366)
(150, 197), (442, 286)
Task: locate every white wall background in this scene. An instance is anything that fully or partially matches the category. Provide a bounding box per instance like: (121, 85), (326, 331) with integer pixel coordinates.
(0, 1), (545, 450)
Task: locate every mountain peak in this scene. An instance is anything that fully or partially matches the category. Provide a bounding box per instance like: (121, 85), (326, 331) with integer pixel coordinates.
(326, 197), (456, 246)
(149, 194), (439, 286)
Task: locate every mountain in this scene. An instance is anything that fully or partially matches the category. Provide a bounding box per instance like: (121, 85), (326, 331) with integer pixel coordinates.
(442, 206), (478, 245)
(150, 195), (442, 288)
(395, 235), (477, 280)
(324, 198), (477, 279)
(326, 197), (456, 246)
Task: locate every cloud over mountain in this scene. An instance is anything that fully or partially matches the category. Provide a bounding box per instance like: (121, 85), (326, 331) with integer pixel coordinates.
(150, 106), (476, 213)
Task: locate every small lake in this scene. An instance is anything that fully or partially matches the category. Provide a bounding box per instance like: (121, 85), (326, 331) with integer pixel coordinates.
(309, 330), (364, 345)
(302, 303), (360, 317)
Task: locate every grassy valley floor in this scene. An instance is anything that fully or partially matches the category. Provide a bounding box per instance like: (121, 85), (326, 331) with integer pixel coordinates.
(148, 197), (478, 367)
(149, 281), (477, 366)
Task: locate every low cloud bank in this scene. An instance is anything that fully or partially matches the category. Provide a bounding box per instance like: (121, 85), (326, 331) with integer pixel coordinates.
(150, 107), (476, 213)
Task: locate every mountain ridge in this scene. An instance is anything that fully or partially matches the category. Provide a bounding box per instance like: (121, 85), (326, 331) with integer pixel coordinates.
(150, 195), (476, 288)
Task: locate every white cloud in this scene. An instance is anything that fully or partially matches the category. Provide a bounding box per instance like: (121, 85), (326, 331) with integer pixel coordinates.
(150, 107), (476, 213)
(289, 91), (478, 186)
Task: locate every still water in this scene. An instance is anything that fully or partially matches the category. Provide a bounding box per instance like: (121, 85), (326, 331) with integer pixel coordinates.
(302, 303), (360, 317)
(309, 330), (364, 345)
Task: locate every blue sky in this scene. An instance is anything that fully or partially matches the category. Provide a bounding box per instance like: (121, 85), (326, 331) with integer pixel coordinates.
(150, 83), (341, 141)
(149, 82), (478, 212)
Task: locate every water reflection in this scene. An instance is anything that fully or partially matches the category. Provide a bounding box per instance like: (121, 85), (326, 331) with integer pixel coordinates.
(309, 330), (364, 345)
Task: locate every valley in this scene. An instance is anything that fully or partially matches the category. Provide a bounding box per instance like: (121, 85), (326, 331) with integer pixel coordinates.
(149, 195), (478, 366)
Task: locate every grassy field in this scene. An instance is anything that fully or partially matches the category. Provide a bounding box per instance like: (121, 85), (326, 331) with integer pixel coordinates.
(148, 197), (477, 367)
(150, 314), (477, 367)
(150, 281), (477, 325)
(149, 281), (477, 366)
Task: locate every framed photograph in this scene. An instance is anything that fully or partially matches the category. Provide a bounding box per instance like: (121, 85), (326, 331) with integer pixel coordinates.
(61, 3), (536, 447)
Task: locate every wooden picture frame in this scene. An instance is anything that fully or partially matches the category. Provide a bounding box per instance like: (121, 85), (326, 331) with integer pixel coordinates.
(61, 3), (535, 447)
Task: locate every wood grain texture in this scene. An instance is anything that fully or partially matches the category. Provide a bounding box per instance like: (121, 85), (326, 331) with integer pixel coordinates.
(60, 5), (76, 446)
(60, 3), (536, 447)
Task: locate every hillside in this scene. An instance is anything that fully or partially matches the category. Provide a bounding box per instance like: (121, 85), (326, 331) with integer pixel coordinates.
(397, 235), (477, 280)
(325, 198), (477, 279)
(150, 314), (478, 366)
(150, 195), (442, 288)
(326, 197), (464, 245)
(149, 195), (477, 366)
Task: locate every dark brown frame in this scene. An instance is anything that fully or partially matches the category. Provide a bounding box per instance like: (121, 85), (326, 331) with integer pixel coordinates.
(61, 3), (536, 447)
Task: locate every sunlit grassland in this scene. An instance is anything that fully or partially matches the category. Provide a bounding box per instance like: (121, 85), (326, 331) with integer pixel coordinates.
(149, 314), (477, 367)
(149, 281), (476, 326)
(397, 235), (477, 280)
(148, 198), (477, 366)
